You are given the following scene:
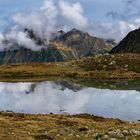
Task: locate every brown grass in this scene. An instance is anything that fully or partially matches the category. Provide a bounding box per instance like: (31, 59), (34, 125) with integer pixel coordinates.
(0, 53), (139, 81)
(0, 112), (140, 140)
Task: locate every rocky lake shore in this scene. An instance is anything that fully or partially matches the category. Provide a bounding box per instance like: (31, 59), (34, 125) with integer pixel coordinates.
(1, 112), (140, 140)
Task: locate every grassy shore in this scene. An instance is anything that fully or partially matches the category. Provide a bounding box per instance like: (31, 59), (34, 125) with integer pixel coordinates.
(1, 112), (140, 140)
(0, 53), (139, 82)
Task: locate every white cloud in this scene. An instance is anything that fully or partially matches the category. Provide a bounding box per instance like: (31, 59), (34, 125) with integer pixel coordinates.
(0, 81), (140, 121)
(12, 0), (58, 42)
(0, 33), (6, 50)
(59, 0), (88, 29)
(134, 18), (140, 26)
(0, 0), (140, 50)
(0, 0), (89, 51)
(91, 19), (140, 42)
(5, 31), (41, 51)
(40, 0), (58, 42)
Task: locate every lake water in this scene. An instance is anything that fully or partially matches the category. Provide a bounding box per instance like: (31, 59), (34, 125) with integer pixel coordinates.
(0, 80), (140, 121)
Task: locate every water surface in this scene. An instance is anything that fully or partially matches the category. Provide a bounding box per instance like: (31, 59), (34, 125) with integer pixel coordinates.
(0, 80), (140, 121)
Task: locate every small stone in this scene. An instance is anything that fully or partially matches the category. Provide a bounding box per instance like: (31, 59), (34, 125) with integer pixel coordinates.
(93, 133), (103, 139)
(76, 135), (80, 138)
(103, 65), (107, 68)
(44, 131), (48, 135)
(122, 130), (129, 135)
(117, 133), (124, 138)
(79, 127), (88, 132)
(108, 131), (116, 137)
(68, 134), (73, 137)
(103, 134), (109, 139)
(110, 138), (117, 140)
(124, 64), (128, 68)
(109, 61), (116, 65)
(56, 134), (60, 137)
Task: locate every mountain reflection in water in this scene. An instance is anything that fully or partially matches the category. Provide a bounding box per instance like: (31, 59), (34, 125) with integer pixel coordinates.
(0, 80), (140, 121)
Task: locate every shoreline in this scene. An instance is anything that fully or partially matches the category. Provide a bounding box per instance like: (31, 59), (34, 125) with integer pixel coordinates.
(1, 112), (140, 139)
(0, 75), (139, 83)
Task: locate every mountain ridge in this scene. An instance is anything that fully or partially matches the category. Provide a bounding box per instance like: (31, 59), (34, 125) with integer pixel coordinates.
(0, 28), (113, 64)
(110, 28), (140, 54)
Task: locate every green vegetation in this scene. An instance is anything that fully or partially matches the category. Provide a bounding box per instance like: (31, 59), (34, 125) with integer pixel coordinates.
(69, 78), (140, 90)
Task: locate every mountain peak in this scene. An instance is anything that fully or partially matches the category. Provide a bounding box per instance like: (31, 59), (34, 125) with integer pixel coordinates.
(69, 28), (86, 34)
(71, 28), (80, 32)
(110, 28), (140, 54)
(0, 28), (113, 64)
(58, 30), (65, 34)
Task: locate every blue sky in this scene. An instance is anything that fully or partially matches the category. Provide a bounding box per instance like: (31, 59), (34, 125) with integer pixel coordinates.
(0, 0), (42, 30)
(0, 0), (139, 20)
(0, 0), (139, 27)
(0, 0), (140, 41)
(0, 0), (127, 30)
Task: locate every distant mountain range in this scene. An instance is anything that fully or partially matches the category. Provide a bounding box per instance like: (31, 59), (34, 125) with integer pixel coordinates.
(0, 28), (113, 64)
(1, 27), (140, 64)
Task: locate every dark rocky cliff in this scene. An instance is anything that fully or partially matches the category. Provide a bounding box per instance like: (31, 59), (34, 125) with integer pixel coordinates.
(110, 28), (140, 54)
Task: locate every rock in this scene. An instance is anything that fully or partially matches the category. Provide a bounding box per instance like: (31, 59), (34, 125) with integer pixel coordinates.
(68, 134), (73, 137)
(110, 28), (140, 54)
(44, 131), (48, 135)
(103, 134), (109, 139)
(48, 129), (58, 134)
(111, 55), (115, 58)
(131, 129), (140, 135)
(93, 133), (103, 139)
(116, 133), (124, 138)
(110, 138), (117, 140)
(56, 134), (60, 137)
(79, 127), (88, 132)
(34, 135), (53, 140)
(124, 64), (128, 68)
(108, 131), (123, 138)
(76, 135), (80, 138)
(103, 65), (107, 68)
(109, 61), (116, 65)
(122, 130), (129, 136)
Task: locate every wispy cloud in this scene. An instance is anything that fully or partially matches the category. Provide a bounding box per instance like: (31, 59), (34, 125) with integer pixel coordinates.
(0, 0), (90, 51)
(107, 0), (140, 21)
(0, 0), (140, 50)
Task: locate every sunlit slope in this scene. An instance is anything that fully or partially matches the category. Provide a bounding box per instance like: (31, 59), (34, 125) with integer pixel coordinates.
(0, 29), (113, 64)
(0, 54), (139, 80)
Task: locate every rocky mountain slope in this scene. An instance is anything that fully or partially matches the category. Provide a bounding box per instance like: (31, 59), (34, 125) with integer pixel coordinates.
(51, 28), (113, 57)
(0, 29), (113, 64)
(110, 28), (140, 53)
